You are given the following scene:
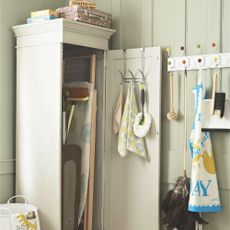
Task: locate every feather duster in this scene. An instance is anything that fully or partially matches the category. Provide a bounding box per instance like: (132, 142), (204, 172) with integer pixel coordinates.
(162, 175), (208, 230)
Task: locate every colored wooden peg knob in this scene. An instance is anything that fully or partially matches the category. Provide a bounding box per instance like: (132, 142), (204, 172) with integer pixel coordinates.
(182, 60), (186, 65)
(180, 46), (185, 51)
(214, 57), (218, 62)
(168, 60), (172, 65)
(198, 58), (202, 63)
(166, 48), (171, 56)
(197, 44), (201, 49)
(212, 42), (216, 48)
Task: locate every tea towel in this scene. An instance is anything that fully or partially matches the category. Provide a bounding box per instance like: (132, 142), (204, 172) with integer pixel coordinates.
(113, 84), (123, 134)
(118, 83), (146, 158)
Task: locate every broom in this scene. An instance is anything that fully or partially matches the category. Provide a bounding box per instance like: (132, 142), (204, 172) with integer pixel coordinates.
(161, 69), (208, 230)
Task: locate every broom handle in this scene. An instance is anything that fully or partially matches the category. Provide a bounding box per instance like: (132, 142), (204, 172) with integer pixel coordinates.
(183, 69), (188, 177)
(169, 72), (173, 112)
(211, 72), (217, 115)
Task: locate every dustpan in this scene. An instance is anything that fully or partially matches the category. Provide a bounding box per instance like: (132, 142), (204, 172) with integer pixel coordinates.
(202, 99), (230, 131)
(201, 72), (230, 131)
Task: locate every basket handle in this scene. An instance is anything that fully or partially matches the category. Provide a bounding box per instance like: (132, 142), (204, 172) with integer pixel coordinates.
(7, 195), (29, 204)
(0, 207), (12, 215)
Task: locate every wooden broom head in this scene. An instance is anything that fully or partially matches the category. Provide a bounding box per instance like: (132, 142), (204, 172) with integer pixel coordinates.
(63, 86), (89, 101)
(69, 0), (96, 9)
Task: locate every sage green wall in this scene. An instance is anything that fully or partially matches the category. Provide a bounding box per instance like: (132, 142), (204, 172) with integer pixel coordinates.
(1, 0), (229, 229)
(0, 0), (65, 203)
(94, 0), (230, 229)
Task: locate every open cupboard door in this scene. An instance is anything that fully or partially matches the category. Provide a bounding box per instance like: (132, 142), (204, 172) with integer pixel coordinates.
(104, 47), (162, 230)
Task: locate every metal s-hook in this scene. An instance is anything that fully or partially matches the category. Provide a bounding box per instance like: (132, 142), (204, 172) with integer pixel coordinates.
(123, 49), (127, 77)
(138, 69), (144, 78)
(138, 69), (146, 83)
(140, 48), (147, 84)
(118, 49), (127, 85)
(118, 70), (125, 77)
(118, 70), (125, 85)
(128, 69), (136, 82)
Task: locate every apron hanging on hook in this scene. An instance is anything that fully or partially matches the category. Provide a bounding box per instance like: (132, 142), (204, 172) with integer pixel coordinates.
(162, 67), (208, 230)
(189, 68), (222, 214)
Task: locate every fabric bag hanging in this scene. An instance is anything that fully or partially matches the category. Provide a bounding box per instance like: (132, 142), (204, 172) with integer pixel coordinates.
(189, 69), (221, 213)
(0, 195), (40, 230)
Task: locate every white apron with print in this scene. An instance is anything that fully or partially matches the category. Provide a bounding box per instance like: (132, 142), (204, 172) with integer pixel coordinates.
(189, 69), (221, 213)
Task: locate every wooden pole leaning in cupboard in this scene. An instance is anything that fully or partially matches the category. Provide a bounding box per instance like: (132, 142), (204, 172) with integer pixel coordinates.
(84, 54), (97, 230)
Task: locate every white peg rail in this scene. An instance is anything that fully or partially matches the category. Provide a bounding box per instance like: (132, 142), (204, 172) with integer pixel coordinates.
(168, 52), (230, 71)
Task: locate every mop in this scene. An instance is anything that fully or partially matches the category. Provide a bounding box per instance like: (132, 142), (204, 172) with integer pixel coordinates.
(162, 69), (208, 230)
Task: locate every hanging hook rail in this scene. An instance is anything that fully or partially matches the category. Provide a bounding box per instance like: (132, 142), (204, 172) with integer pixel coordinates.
(118, 48), (147, 84)
(168, 52), (230, 72)
(118, 69), (146, 84)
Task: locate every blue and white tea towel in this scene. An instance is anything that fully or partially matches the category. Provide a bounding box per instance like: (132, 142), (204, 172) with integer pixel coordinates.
(189, 69), (221, 212)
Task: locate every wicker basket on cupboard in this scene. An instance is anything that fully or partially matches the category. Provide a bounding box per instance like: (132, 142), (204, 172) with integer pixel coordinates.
(69, 0), (96, 9)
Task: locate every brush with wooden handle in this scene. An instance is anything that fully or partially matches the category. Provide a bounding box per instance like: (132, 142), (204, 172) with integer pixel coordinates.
(167, 72), (178, 121)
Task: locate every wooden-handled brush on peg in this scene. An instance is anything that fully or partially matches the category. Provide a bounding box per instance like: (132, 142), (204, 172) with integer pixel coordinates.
(166, 47), (178, 121)
(167, 72), (178, 121)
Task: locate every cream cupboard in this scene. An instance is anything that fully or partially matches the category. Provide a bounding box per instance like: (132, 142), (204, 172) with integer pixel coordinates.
(13, 19), (161, 230)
